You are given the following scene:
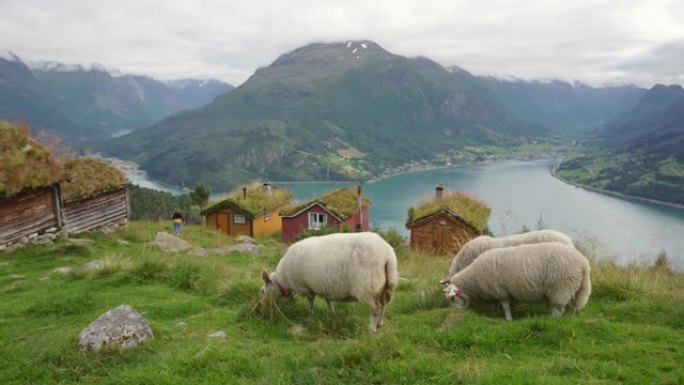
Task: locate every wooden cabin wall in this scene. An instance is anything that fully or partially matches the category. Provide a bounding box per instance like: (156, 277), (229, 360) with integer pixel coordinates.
(0, 187), (59, 245)
(409, 214), (479, 256)
(62, 189), (128, 234)
(252, 205), (286, 239)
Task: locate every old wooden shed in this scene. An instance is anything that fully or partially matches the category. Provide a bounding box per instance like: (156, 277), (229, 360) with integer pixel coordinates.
(0, 121), (65, 246)
(60, 157), (130, 234)
(406, 184), (490, 256)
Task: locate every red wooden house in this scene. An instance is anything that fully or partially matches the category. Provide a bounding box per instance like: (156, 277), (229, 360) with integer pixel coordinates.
(280, 186), (371, 242)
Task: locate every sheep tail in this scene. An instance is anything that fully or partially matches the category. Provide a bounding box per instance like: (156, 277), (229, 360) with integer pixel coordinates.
(382, 256), (399, 305)
(572, 264), (592, 312)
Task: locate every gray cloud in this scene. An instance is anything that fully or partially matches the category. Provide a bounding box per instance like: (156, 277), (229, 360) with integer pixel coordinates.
(613, 40), (684, 85)
(0, 0), (682, 87)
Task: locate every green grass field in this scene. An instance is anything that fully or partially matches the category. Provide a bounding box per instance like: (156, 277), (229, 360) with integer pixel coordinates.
(1, 222), (683, 384)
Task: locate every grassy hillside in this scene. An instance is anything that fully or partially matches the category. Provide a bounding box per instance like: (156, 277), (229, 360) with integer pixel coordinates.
(1, 222), (683, 384)
(558, 153), (684, 205)
(557, 84), (684, 205)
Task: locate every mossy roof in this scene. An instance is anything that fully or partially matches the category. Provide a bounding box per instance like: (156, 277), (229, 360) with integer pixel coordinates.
(0, 121), (65, 199)
(202, 183), (293, 217)
(406, 190), (490, 232)
(281, 187), (371, 219)
(61, 157), (129, 202)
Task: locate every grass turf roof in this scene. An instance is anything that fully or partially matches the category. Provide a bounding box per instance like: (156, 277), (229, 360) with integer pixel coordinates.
(281, 187), (371, 218)
(61, 157), (129, 203)
(0, 121), (65, 199)
(203, 183), (294, 216)
(407, 190), (490, 231)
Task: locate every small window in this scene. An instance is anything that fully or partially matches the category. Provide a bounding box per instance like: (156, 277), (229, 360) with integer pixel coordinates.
(264, 209), (271, 221)
(233, 214), (246, 224)
(308, 213), (327, 230)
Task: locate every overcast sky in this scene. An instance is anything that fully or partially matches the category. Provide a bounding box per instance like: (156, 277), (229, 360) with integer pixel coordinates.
(1, 0), (682, 88)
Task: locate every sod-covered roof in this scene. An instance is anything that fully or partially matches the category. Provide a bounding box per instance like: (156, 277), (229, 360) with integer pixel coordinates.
(281, 187), (371, 219)
(61, 157), (129, 202)
(406, 190), (490, 232)
(202, 183), (293, 217)
(0, 121), (65, 199)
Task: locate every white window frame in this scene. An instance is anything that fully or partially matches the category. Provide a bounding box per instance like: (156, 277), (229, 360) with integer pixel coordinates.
(233, 214), (246, 224)
(308, 213), (327, 230)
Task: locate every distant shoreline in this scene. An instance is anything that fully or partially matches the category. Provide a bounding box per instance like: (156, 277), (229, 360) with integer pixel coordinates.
(551, 161), (684, 210)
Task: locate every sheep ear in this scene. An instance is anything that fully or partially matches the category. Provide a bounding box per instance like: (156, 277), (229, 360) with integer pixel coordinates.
(439, 277), (450, 285)
(261, 270), (271, 284)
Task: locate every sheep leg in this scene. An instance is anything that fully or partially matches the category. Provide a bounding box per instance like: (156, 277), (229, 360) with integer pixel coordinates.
(325, 298), (336, 315)
(368, 305), (382, 333)
(377, 303), (386, 327)
(306, 295), (315, 314)
(501, 300), (513, 321)
(550, 306), (564, 317)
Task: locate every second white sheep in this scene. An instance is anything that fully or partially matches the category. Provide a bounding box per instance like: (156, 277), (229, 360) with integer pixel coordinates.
(442, 242), (591, 321)
(449, 229), (574, 276)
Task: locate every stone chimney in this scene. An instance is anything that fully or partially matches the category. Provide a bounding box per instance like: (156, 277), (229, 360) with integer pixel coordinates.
(242, 187), (247, 199)
(263, 182), (272, 195)
(435, 184), (444, 201)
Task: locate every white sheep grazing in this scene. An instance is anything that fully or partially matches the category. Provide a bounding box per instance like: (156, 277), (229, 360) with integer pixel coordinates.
(449, 229), (574, 276)
(260, 232), (399, 332)
(442, 242), (591, 321)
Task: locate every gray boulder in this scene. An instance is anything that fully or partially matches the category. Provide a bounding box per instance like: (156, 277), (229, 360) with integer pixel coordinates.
(78, 305), (153, 353)
(235, 235), (255, 243)
(211, 243), (262, 256)
(190, 247), (209, 257)
(151, 232), (193, 252)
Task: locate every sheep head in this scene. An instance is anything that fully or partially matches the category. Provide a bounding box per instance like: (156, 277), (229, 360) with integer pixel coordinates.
(260, 270), (292, 298)
(443, 283), (468, 308)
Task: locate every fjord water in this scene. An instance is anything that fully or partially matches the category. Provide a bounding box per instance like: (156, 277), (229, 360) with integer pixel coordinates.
(280, 159), (684, 270)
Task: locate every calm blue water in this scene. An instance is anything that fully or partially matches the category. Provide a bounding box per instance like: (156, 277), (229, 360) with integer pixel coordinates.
(279, 160), (684, 270)
(127, 159), (684, 270)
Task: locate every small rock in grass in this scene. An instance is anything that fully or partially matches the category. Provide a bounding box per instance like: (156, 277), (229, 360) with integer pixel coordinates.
(207, 331), (227, 340)
(289, 324), (307, 336)
(53, 266), (74, 274)
(9, 274), (25, 280)
(82, 260), (104, 271)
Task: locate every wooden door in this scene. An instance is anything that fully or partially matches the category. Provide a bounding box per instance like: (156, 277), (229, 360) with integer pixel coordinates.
(434, 221), (450, 255)
(218, 213), (229, 234)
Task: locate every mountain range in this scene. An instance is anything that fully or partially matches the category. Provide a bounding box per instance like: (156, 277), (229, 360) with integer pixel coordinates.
(0, 52), (233, 140)
(104, 40), (646, 190)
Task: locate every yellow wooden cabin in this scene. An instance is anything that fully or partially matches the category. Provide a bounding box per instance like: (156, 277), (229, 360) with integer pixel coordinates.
(201, 183), (293, 239)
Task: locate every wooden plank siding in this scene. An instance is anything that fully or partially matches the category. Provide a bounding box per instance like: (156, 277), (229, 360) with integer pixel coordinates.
(409, 213), (481, 256)
(0, 187), (60, 245)
(62, 189), (128, 234)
